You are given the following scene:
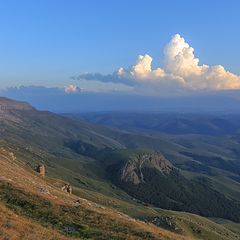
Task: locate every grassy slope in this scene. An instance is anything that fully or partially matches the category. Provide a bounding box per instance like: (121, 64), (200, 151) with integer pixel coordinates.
(0, 203), (72, 240)
(0, 148), (190, 240)
(1, 148), (240, 240)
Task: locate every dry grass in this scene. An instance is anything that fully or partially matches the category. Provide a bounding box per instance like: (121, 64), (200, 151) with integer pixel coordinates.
(0, 204), (74, 240)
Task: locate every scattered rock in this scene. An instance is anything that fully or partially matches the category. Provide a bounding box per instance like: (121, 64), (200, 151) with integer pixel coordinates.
(61, 184), (72, 194)
(39, 186), (49, 194)
(64, 224), (78, 234)
(73, 199), (81, 206)
(147, 216), (182, 234)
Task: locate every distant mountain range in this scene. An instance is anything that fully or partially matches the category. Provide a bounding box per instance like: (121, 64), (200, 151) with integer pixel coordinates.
(78, 112), (240, 135)
(1, 86), (240, 113)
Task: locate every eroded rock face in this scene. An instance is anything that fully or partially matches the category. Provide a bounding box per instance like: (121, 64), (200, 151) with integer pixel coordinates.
(120, 152), (173, 185)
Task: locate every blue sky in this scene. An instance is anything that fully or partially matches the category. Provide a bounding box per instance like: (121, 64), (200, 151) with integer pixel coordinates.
(0, 0), (240, 91)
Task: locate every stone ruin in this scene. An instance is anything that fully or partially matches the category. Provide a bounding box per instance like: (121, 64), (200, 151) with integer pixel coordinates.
(61, 184), (72, 194)
(36, 164), (45, 177)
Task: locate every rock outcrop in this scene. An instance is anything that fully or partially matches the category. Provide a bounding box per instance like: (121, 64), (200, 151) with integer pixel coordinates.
(120, 152), (173, 185)
(61, 184), (72, 194)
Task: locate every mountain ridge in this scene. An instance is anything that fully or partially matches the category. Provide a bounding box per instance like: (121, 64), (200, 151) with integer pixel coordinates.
(0, 96), (34, 111)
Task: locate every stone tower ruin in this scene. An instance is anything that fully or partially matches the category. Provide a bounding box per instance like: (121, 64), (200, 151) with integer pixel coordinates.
(36, 164), (45, 177)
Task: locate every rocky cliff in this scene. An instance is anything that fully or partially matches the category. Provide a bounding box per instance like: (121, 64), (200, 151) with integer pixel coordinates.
(120, 152), (173, 185)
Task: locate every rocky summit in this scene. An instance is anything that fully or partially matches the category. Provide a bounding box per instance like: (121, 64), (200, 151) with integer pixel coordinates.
(120, 152), (173, 184)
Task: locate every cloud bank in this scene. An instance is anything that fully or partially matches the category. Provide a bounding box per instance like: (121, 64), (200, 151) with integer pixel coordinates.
(73, 34), (240, 94)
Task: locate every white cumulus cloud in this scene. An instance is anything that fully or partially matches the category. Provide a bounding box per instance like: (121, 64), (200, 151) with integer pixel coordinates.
(118, 54), (166, 80)
(163, 34), (240, 90)
(164, 34), (206, 77)
(64, 84), (83, 93)
(73, 34), (240, 93)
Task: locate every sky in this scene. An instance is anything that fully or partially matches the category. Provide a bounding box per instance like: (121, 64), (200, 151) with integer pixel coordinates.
(0, 0), (240, 96)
